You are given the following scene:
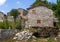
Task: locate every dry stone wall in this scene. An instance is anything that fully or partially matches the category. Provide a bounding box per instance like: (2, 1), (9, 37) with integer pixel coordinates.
(26, 6), (54, 27)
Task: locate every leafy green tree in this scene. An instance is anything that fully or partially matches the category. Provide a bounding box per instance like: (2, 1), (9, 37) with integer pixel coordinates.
(50, 0), (60, 28)
(32, 0), (48, 7)
(15, 20), (22, 30)
(10, 9), (20, 23)
(57, 0), (60, 4)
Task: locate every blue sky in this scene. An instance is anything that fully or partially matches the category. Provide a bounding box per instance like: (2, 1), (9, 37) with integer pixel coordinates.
(0, 0), (56, 14)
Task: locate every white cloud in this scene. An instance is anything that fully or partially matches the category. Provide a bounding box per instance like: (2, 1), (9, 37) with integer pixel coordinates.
(1, 10), (4, 12)
(0, 0), (6, 6)
(16, 1), (20, 4)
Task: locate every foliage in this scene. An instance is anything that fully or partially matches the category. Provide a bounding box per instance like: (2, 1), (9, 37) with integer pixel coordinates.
(15, 20), (22, 30)
(47, 38), (57, 42)
(31, 0), (48, 7)
(0, 22), (9, 29)
(4, 15), (9, 29)
(8, 21), (15, 29)
(0, 15), (9, 29)
(3, 22), (9, 29)
(9, 9), (20, 29)
(10, 9), (20, 23)
(50, 0), (60, 28)
(0, 22), (4, 29)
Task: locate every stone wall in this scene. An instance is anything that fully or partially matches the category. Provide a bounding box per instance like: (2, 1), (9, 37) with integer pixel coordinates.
(26, 6), (54, 27)
(7, 16), (14, 21)
(0, 12), (4, 22)
(0, 29), (19, 40)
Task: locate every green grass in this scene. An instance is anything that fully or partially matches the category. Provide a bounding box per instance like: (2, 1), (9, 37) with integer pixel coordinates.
(0, 34), (59, 42)
(27, 38), (58, 42)
(8, 21), (15, 29)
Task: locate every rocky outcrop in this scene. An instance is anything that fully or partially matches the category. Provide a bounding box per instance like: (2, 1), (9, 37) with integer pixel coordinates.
(33, 27), (59, 38)
(13, 29), (33, 40)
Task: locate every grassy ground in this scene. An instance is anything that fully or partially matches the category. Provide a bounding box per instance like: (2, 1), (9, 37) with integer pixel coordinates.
(0, 37), (60, 42)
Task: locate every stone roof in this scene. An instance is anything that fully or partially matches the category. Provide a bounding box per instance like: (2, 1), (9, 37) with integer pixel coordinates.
(27, 4), (48, 10)
(18, 8), (26, 11)
(0, 11), (6, 16)
(0, 12), (4, 14)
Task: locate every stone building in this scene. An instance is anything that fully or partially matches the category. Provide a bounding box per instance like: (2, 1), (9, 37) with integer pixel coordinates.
(7, 8), (27, 22)
(25, 5), (56, 28)
(0, 12), (4, 22)
(7, 12), (14, 22)
(6, 6), (58, 28)
(16, 8), (28, 27)
(17, 8), (28, 20)
(7, 16), (14, 21)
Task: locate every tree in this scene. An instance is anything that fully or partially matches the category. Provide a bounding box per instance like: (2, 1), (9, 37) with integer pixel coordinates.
(57, 0), (60, 4)
(15, 20), (22, 30)
(50, 0), (60, 28)
(31, 0), (48, 7)
(0, 15), (9, 29)
(10, 9), (20, 23)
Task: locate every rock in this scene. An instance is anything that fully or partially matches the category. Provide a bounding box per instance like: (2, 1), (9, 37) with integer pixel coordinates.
(13, 37), (17, 40)
(54, 38), (57, 41)
(16, 33), (20, 36)
(17, 33), (24, 40)
(33, 39), (36, 42)
(16, 41), (18, 42)
(58, 35), (60, 37)
(32, 36), (36, 39)
(13, 30), (32, 40)
(0, 29), (19, 40)
(57, 32), (60, 39)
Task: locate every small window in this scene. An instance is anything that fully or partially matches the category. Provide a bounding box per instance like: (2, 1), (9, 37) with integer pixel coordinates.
(32, 10), (36, 14)
(37, 20), (41, 24)
(53, 22), (56, 27)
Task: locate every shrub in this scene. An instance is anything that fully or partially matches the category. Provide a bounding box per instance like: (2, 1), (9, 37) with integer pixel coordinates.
(15, 20), (22, 30)
(0, 22), (9, 29)
(8, 21), (15, 29)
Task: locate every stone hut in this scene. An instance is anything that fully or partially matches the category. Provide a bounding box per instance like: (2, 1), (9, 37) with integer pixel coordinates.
(7, 8), (27, 22)
(17, 8), (28, 20)
(25, 5), (57, 28)
(7, 12), (14, 22)
(0, 12), (4, 22)
(7, 16), (14, 22)
(16, 8), (28, 28)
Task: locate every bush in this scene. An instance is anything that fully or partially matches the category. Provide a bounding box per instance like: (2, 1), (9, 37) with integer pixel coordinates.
(0, 21), (14, 29)
(0, 22), (9, 29)
(15, 20), (22, 30)
(0, 22), (5, 29)
(8, 21), (15, 29)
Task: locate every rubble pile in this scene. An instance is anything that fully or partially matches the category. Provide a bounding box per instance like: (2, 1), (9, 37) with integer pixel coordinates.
(13, 29), (33, 40)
